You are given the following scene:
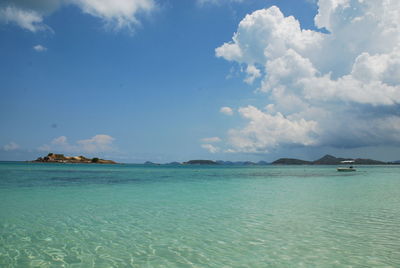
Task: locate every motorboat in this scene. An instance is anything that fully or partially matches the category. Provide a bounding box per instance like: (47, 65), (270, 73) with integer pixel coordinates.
(337, 160), (356, 172)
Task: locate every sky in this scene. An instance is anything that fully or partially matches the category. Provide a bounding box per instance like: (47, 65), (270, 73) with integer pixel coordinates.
(1, 0), (400, 163)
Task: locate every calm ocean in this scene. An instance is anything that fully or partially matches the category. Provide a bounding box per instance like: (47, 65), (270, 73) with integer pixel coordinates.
(0, 162), (399, 267)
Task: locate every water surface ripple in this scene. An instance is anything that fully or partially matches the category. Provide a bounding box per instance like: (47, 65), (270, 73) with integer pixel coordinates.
(0, 163), (399, 267)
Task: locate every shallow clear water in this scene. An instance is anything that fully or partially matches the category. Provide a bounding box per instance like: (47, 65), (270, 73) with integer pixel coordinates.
(0, 162), (399, 267)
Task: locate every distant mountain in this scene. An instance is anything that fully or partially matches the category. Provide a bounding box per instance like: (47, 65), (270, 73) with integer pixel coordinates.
(352, 158), (386, 165)
(272, 158), (312, 165)
(314, 155), (386, 165)
(216, 160), (268, 165)
(183, 160), (218, 165)
(216, 160), (235, 165)
(313, 154), (348, 165)
(272, 154), (387, 165)
(165, 162), (181, 165)
(242, 161), (257, 165)
(144, 161), (160, 165)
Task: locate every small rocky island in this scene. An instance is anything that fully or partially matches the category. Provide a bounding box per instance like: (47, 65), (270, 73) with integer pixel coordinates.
(33, 153), (117, 164)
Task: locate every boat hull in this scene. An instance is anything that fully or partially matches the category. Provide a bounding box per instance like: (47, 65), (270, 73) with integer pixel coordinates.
(337, 167), (356, 172)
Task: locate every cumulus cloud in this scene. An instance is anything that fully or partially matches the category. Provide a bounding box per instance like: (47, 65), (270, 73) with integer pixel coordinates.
(72, 0), (155, 31)
(216, 6), (324, 65)
(201, 144), (220, 153)
(0, 0), (156, 32)
(52, 136), (68, 145)
(38, 134), (116, 154)
(215, 0), (400, 152)
(244, 64), (261, 84)
(201, 137), (222, 154)
(228, 106), (318, 152)
(33, 45), (47, 52)
(3, 142), (20, 151)
(77, 134), (115, 153)
(220, 106), (234, 115)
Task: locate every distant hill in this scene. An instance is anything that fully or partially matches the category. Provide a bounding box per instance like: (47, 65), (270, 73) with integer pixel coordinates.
(165, 162), (181, 165)
(313, 154), (348, 165)
(183, 160), (218, 165)
(352, 158), (386, 165)
(216, 160), (234, 165)
(33, 153), (117, 164)
(216, 160), (269, 165)
(272, 158), (312, 165)
(272, 154), (387, 165)
(144, 161), (160, 165)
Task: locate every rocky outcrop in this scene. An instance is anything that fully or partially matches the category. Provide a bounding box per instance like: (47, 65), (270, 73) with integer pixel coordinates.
(33, 153), (117, 164)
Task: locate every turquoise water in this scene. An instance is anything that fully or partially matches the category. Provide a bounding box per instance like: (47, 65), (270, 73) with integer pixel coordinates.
(0, 162), (399, 267)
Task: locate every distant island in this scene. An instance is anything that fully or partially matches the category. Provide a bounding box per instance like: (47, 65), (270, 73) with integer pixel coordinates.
(30, 154), (398, 165)
(272, 154), (387, 165)
(183, 160), (218, 165)
(142, 155), (398, 166)
(33, 153), (117, 164)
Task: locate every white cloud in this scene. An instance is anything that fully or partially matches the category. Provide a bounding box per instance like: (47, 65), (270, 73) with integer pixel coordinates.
(215, 0), (400, 152)
(3, 142), (20, 151)
(201, 137), (221, 143)
(0, 6), (49, 32)
(0, 0), (156, 32)
(201, 144), (220, 153)
(215, 6), (324, 65)
(220, 106), (234, 115)
(72, 0), (155, 31)
(52, 136), (68, 146)
(33, 45), (47, 52)
(244, 64), (261, 84)
(228, 106), (318, 152)
(38, 134), (116, 154)
(77, 134), (115, 153)
(314, 0), (350, 31)
(38, 136), (70, 152)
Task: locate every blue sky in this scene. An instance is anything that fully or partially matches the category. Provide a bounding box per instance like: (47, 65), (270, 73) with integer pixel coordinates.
(1, 0), (400, 163)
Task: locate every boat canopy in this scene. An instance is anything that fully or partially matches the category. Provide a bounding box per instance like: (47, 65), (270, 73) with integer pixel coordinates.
(340, 160), (355, 164)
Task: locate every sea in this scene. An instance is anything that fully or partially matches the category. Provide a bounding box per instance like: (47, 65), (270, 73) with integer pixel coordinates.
(0, 162), (399, 267)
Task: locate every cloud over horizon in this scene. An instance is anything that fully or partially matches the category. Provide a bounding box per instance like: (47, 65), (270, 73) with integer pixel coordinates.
(201, 143), (220, 153)
(215, 0), (400, 153)
(3, 142), (20, 151)
(38, 134), (116, 155)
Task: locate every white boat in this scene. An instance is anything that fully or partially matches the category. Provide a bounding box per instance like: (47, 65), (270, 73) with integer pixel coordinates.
(337, 160), (356, 172)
